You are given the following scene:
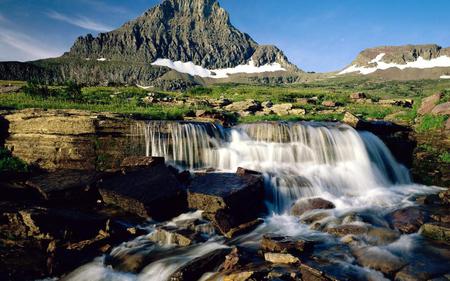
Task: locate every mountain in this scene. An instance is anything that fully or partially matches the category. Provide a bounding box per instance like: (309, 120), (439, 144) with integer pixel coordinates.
(64, 0), (297, 73)
(338, 44), (450, 80)
(0, 0), (299, 88)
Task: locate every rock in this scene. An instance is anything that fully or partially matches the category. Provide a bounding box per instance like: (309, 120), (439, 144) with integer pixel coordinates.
(299, 263), (335, 281)
(271, 103), (293, 116)
(296, 98), (309, 105)
(195, 110), (207, 117)
(367, 227), (401, 245)
(342, 112), (363, 128)
(222, 247), (253, 271)
(262, 101), (273, 108)
(350, 92), (367, 100)
(187, 171), (265, 236)
(326, 225), (369, 237)
(420, 223), (450, 243)
(418, 93), (443, 115)
(223, 271), (255, 281)
(321, 101), (336, 107)
(225, 100), (262, 113)
(261, 234), (314, 255)
(236, 167), (262, 177)
(169, 248), (230, 281)
(379, 99), (414, 108)
(439, 189), (450, 205)
(353, 247), (407, 276)
(290, 198), (335, 217)
(148, 227), (195, 247)
(120, 156), (165, 168)
(264, 253), (299, 264)
(431, 102), (450, 115)
(4, 109), (141, 170)
(98, 163), (187, 221)
(290, 108), (306, 115)
(225, 219), (264, 239)
(389, 207), (426, 234)
(24, 170), (101, 202)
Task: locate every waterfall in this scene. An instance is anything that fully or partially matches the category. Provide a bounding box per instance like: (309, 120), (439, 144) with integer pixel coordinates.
(139, 121), (411, 213)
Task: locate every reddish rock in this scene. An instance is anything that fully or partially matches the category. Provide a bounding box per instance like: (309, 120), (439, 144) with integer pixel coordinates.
(431, 102), (450, 115)
(260, 234), (314, 255)
(389, 207), (426, 234)
(291, 198), (335, 217)
(418, 93), (442, 115)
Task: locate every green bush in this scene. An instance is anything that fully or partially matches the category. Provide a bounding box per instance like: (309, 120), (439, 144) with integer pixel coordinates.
(188, 86), (212, 95)
(23, 80), (53, 98)
(0, 147), (29, 173)
(61, 80), (82, 101)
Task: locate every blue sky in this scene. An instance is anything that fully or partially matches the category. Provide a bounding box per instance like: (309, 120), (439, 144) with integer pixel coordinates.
(0, 0), (449, 72)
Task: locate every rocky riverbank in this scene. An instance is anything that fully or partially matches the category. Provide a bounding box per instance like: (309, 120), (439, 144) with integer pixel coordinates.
(0, 108), (449, 280)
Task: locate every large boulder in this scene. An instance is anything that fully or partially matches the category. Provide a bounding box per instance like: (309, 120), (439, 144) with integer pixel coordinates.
(187, 170), (265, 237)
(98, 163), (187, 221)
(352, 247), (407, 276)
(24, 170), (102, 202)
(431, 102), (450, 115)
(260, 234), (314, 255)
(290, 198), (335, 217)
(418, 93), (442, 115)
(225, 100), (262, 113)
(420, 223), (450, 243)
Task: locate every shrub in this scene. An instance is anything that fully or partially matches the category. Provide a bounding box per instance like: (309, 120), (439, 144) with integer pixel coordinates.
(417, 114), (448, 132)
(61, 80), (83, 101)
(23, 80), (52, 98)
(0, 147), (29, 173)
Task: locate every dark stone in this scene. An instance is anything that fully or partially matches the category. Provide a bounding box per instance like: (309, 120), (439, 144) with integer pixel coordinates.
(389, 207), (426, 234)
(236, 167), (262, 177)
(25, 170), (102, 203)
(261, 234), (314, 255)
(352, 247), (407, 276)
(222, 246), (253, 272)
(98, 163), (187, 221)
(187, 172), (265, 236)
(169, 247), (230, 281)
(120, 156), (165, 168)
(290, 198), (335, 217)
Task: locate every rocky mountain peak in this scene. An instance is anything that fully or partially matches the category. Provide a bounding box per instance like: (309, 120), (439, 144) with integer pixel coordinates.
(64, 0), (296, 71)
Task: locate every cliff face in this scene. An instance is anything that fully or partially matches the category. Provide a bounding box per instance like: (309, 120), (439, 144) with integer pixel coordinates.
(65, 0), (293, 70)
(351, 44), (450, 66)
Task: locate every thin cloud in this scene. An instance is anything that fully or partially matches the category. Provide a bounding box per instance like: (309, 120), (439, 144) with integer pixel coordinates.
(0, 12), (8, 23)
(46, 10), (112, 32)
(0, 26), (62, 60)
(79, 0), (129, 15)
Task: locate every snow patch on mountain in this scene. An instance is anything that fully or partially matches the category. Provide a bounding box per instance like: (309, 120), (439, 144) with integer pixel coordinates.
(151, 58), (286, 78)
(339, 53), (450, 75)
(441, 75), (450, 79)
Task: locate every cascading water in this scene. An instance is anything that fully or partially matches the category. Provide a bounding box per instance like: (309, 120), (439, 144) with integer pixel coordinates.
(64, 121), (446, 281)
(139, 121), (412, 212)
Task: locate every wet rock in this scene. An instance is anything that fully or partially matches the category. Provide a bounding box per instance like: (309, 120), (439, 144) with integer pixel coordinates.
(438, 189), (450, 205)
(225, 219), (264, 239)
(350, 92), (367, 100)
(431, 102), (450, 115)
(389, 207), (426, 234)
(222, 247), (253, 271)
(98, 163), (187, 221)
(223, 271), (255, 281)
(290, 198), (335, 217)
(187, 171), (265, 236)
(148, 227), (196, 247)
(299, 263), (335, 281)
(420, 223), (450, 243)
(24, 170), (101, 202)
(394, 263), (448, 281)
(326, 224), (369, 237)
(367, 227), (401, 245)
(236, 167), (262, 177)
(264, 253), (299, 264)
(353, 247), (407, 276)
(120, 156), (165, 168)
(418, 93), (442, 115)
(169, 247), (230, 281)
(261, 234), (314, 255)
(300, 212), (331, 225)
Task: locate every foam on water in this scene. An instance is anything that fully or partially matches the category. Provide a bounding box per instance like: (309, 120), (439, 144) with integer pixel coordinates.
(63, 121), (444, 281)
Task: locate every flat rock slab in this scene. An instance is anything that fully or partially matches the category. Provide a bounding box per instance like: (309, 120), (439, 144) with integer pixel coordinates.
(25, 170), (101, 201)
(187, 172), (265, 235)
(99, 163), (187, 221)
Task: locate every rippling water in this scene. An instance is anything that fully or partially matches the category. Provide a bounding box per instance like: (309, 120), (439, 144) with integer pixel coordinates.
(63, 121), (446, 281)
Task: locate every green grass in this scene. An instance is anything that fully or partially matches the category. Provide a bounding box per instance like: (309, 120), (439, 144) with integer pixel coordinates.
(416, 114), (448, 132)
(440, 152), (450, 164)
(0, 147), (29, 173)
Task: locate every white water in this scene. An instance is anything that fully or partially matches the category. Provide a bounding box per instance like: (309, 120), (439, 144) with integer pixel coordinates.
(63, 121), (444, 281)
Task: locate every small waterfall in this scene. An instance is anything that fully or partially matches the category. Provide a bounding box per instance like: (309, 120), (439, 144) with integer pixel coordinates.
(138, 121), (411, 213)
